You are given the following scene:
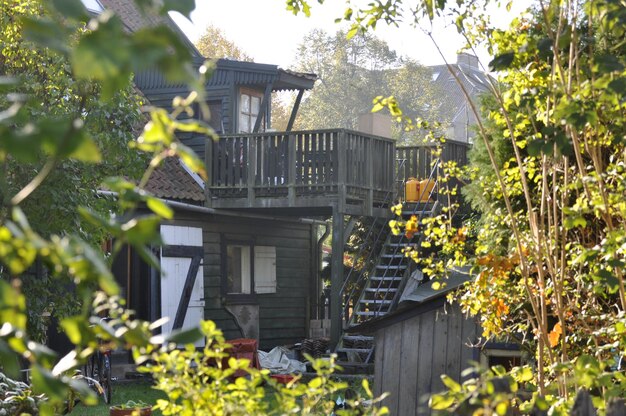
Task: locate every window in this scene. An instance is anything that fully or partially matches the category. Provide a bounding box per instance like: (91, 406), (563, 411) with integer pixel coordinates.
(239, 89), (263, 133)
(480, 347), (523, 371)
(224, 243), (276, 298)
(227, 245), (252, 294)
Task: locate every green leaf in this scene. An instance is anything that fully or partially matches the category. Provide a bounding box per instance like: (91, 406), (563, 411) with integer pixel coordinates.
(441, 374), (461, 392)
(164, 326), (204, 345)
(30, 364), (69, 402)
(163, 0), (195, 19)
(346, 26), (359, 39)
(175, 143), (207, 180)
(60, 316), (92, 345)
(51, 0), (89, 21)
(20, 16), (70, 53)
(71, 16), (131, 100)
(489, 52), (515, 71)
(146, 197), (174, 220)
(429, 393), (455, 410)
(0, 339), (20, 378)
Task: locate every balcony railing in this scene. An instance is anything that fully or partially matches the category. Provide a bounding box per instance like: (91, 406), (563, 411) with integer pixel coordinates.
(206, 129), (396, 212)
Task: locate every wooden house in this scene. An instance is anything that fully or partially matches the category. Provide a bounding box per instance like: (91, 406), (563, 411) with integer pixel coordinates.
(95, 4), (484, 403)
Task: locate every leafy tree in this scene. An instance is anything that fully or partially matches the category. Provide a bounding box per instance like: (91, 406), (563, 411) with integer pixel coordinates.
(0, 0), (147, 342)
(288, 0), (626, 413)
(195, 23), (253, 61)
(292, 29), (445, 143)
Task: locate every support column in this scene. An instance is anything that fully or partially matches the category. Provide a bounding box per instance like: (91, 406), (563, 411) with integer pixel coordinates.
(330, 208), (344, 349)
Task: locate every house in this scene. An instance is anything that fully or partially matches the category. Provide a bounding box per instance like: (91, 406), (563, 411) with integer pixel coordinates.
(430, 53), (492, 143)
(95, 0), (325, 351)
(94, 3), (478, 401)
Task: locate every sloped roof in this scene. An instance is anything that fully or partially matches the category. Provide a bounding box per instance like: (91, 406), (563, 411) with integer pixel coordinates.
(96, 0), (203, 58)
(143, 158), (205, 203)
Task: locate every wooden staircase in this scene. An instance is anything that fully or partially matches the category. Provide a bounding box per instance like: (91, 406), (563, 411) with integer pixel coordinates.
(335, 199), (440, 373)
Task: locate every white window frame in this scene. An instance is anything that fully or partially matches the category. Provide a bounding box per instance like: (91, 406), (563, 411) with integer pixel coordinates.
(239, 88), (264, 133)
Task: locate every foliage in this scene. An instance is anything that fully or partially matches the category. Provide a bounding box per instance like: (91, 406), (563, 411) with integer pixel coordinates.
(291, 29), (445, 143)
(0, 371), (47, 415)
(0, 0), (148, 342)
(286, 0), (626, 413)
(145, 320), (388, 416)
(195, 24), (253, 62)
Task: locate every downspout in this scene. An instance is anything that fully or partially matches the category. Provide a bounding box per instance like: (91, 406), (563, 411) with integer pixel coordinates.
(316, 221), (330, 320)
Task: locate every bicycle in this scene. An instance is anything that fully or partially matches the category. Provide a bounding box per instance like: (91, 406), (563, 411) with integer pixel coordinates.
(83, 318), (113, 404)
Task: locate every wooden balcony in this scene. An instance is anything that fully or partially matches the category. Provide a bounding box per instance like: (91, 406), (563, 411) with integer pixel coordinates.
(206, 129), (396, 216)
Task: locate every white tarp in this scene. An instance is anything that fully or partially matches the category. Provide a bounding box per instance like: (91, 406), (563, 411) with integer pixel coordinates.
(258, 347), (306, 374)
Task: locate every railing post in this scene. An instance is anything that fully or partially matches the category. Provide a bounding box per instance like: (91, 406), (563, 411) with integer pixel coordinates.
(247, 137), (256, 207)
(365, 137), (374, 216)
(337, 130), (347, 214)
(288, 134), (297, 205)
(205, 137), (214, 208)
(330, 208), (344, 349)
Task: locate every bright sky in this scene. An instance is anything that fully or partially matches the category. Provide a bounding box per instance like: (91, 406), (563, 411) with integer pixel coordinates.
(171, 0), (531, 70)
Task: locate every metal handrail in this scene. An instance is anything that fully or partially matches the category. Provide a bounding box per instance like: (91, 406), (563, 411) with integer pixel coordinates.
(340, 158), (407, 326)
(367, 158), (441, 318)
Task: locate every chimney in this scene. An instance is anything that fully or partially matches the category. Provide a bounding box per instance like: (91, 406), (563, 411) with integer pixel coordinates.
(357, 113), (392, 138)
(456, 53), (479, 68)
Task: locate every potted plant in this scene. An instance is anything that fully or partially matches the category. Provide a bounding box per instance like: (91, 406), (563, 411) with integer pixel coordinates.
(109, 400), (152, 416)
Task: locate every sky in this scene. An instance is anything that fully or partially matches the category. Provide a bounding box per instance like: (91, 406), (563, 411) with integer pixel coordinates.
(171, 0), (532, 70)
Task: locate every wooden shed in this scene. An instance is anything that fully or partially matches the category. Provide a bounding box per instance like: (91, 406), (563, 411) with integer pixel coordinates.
(350, 270), (482, 415)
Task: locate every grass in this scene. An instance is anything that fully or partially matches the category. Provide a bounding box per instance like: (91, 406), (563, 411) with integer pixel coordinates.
(68, 382), (166, 416)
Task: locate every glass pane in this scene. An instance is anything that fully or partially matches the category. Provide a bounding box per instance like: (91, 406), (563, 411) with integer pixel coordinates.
(251, 116), (257, 130)
(227, 246), (242, 293)
(239, 114), (250, 133)
(240, 94), (250, 113)
(251, 96), (260, 115)
(227, 245), (251, 294)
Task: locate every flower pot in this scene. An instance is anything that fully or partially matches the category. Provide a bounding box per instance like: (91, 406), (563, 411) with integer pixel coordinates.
(109, 406), (152, 416)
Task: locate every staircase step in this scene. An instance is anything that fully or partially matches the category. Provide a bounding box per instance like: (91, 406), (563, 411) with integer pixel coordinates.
(364, 288), (398, 293)
(343, 335), (374, 342)
(335, 361), (374, 368)
(360, 299), (392, 305)
(381, 254), (405, 259)
(376, 264), (407, 270)
(402, 211), (433, 217)
(337, 348), (372, 354)
(357, 311), (387, 317)
(370, 276), (403, 281)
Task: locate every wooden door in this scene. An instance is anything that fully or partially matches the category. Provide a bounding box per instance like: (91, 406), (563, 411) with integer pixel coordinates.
(160, 225), (205, 347)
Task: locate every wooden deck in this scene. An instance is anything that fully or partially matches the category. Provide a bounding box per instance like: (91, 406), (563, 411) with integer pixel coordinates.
(206, 129), (396, 216)
(205, 130), (470, 216)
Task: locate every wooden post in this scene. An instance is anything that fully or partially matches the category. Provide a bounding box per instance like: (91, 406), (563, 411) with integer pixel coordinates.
(286, 89), (304, 132)
(247, 138), (256, 206)
(205, 138), (214, 207)
(337, 130), (347, 214)
(365, 137), (374, 216)
(288, 134), (297, 205)
(330, 208), (344, 349)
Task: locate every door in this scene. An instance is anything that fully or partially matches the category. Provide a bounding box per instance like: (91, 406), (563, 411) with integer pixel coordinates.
(160, 225), (205, 347)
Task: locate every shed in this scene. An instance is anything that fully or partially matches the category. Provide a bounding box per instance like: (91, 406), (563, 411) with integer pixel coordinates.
(349, 269), (481, 415)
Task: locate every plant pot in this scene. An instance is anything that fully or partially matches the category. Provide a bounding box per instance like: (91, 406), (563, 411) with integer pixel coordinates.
(109, 406), (152, 416)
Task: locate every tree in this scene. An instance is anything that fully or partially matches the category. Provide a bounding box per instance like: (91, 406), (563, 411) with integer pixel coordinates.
(292, 29), (445, 143)
(287, 0), (626, 413)
(195, 23), (253, 61)
(0, 0), (146, 342)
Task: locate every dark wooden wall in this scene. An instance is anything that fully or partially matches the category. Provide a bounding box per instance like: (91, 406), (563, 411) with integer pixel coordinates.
(373, 302), (480, 416)
(165, 211), (314, 350)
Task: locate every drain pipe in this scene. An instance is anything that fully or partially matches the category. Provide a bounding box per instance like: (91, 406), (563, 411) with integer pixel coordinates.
(315, 221), (331, 320)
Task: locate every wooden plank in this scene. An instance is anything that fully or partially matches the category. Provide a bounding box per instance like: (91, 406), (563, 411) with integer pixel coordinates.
(445, 304), (463, 383)
(330, 210), (344, 348)
(247, 137), (256, 204)
(374, 328), (385, 398)
(288, 134), (296, 204)
(399, 316), (420, 416)
(431, 308), (450, 393)
(381, 323), (402, 415)
(460, 306), (480, 379)
(416, 308), (435, 415)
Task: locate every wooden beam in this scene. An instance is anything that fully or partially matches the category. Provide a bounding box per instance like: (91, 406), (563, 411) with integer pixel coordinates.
(205, 137), (214, 207)
(330, 209), (344, 348)
(287, 134), (297, 205)
(172, 254), (203, 331)
(253, 83), (273, 133)
(286, 89), (305, 132)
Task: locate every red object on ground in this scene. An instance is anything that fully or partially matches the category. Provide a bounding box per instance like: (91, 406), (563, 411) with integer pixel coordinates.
(270, 374), (295, 384)
(226, 338), (260, 378)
